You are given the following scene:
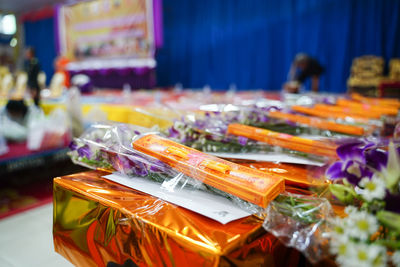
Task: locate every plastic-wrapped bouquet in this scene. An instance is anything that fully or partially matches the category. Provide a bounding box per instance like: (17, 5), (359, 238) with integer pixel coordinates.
(325, 140), (400, 267)
(165, 111), (272, 153)
(68, 123), (172, 182)
(165, 108), (338, 165)
(67, 123), (280, 214)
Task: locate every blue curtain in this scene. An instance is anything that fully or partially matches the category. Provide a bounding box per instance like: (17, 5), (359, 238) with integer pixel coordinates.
(156, 0), (400, 92)
(24, 17), (57, 84)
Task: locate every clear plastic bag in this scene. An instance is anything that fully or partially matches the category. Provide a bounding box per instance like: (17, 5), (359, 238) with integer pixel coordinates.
(164, 107), (338, 165)
(68, 123), (282, 215)
(263, 192), (334, 263)
(0, 133), (8, 155)
(27, 108), (71, 151)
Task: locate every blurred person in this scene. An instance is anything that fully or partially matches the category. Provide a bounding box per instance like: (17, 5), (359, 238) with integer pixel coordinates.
(24, 47), (41, 106)
(0, 99), (44, 141)
(0, 99), (29, 141)
(284, 53), (324, 93)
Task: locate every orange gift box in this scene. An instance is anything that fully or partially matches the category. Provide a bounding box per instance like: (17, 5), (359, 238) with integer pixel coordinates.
(132, 134), (285, 208)
(351, 93), (400, 108)
(269, 110), (365, 135)
(291, 105), (371, 124)
(239, 161), (328, 188)
(313, 104), (383, 119)
(227, 123), (338, 159)
(53, 171), (303, 267)
(336, 98), (399, 116)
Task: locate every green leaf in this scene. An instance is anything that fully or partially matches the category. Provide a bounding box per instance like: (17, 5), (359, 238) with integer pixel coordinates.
(377, 210), (400, 233)
(329, 184), (357, 204)
(384, 142), (400, 191)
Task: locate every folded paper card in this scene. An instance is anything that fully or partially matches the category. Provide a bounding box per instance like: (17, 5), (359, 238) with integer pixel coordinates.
(104, 173), (252, 224)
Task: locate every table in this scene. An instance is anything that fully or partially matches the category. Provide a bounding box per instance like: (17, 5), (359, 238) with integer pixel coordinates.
(0, 142), (69, 177)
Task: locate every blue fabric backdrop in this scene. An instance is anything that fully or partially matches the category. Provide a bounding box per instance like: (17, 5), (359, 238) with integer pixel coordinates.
(156, 0), (400, 92)
(24, 17), (57, 85)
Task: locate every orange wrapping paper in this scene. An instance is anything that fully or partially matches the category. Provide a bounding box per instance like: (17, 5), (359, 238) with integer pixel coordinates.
(268, 111), (365, 135)
(53, 171), (303, 267)
(291, 105), (371, 124)
(239, 161), (328, 188)
(350, 93), (400, 108)
(313, 104), (383, 119)
(227, 123), (338, 158)
(336, 98), (399, 116)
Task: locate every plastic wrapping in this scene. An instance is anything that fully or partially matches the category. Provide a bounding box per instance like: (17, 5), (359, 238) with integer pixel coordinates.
(132, 133), (285, 208)
(263, 192), (334, 263)
(226, 123), (338, 159)
(69, 123), (284, 212)
(0, 133), (8, 155)
(164, 108), (338, 167)
(291, 98), (398, 137)
(27, 108), (71, 151)
(53, 170), (303, 267)
(241, 161), (328, 188)
(66, 87), (84, 137)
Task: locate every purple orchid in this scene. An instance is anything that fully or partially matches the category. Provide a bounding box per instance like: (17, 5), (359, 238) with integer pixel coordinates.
(114, 155), (132, 171)
(126, 155), (150, 177)
(238, 136), (248, 146)
(77, 145), (91, 159)
(384, 192), (400, 214)
(110, 154), (154, 177)
(194, 120), (206, 129)
(149, 159), (169, 173)
(326, 140), (379, 185)
(365, 148), (388, 172)
(68, 141), (78, 151)
(135, 165), (149, 176)
(168, 127), (180, 139)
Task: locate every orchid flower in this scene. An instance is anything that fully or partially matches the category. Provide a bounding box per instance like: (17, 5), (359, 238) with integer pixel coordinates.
(326, 140), (376, 186)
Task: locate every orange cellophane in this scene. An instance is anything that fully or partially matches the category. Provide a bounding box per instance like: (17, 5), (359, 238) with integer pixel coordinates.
(53, 171), (303, 267)
(336, 98), (399, 116)
(132, 134), (285, 208)
(291, 105), (371, 123)
(269, 110), (365, 135)
(313, 104), (383, 119)
(238, 161), (329, 188)
(351, 93), (400, 108)
(226, 123), (338, 158)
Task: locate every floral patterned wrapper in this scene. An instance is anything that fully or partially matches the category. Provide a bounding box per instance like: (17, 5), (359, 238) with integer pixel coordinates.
(53, 170), (304, 267)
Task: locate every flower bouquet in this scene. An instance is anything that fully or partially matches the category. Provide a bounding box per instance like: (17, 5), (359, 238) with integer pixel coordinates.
(263, 138), (400, 266)
(325, 140), (400, 266)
